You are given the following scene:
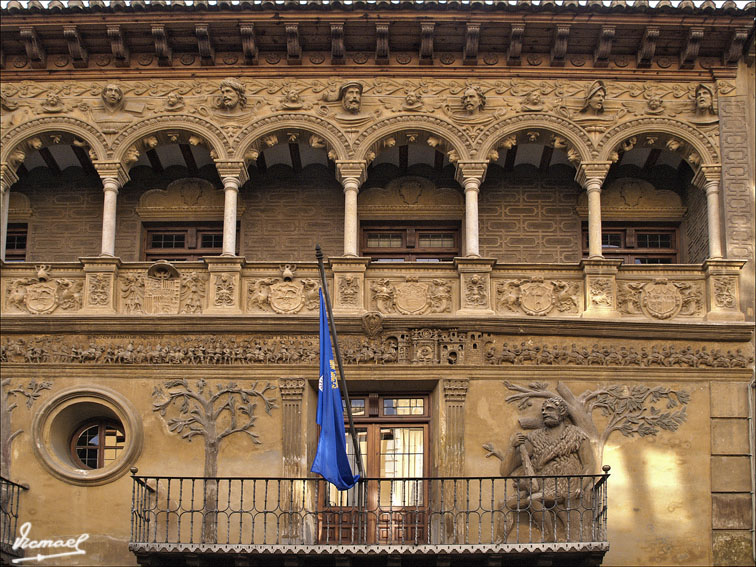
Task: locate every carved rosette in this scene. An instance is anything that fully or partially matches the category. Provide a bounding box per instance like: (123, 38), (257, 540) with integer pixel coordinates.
(369, 278), (452, 315)
(496, 278), (580, 316)
(618, 278), (704, 320)
(246, 278), (319, 314)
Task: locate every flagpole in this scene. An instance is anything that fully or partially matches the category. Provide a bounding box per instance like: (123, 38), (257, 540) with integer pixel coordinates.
(315, 245), (365, 481)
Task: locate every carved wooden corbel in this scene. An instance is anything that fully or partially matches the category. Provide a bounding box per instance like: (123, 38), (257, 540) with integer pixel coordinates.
(723, 28), (749, 65)
(593, 25), (615, 68)
(107, 25), (130, 68)
(637, 26), (659, 68)
(375, 23), (390, 64)
(507, 23), (524, 66)
(463, 23), (481, 65)
(550, 24), (570, 66)
(680, 27), (704, 69)
(419, 23), (435, 65)
(195, 24), (215, 66)
(63, 25), (88, 69)
(239, 23), (258, 65)
(331, 23), (345, 65)
(151, 24), (172, 67)
(286, 24), (302, 65)
(19, 26), (46, 69)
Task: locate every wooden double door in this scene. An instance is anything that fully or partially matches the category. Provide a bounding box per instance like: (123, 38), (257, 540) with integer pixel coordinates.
(319, 395), (429, 545)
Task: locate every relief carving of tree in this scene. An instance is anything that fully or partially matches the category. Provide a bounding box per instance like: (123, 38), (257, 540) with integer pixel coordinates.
(152, 378), (277, 542)
(1, 378), (53, 478)
(503, 380), (690, 467)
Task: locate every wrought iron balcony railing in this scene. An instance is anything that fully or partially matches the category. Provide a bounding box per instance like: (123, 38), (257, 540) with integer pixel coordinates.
(0, 476), (28, 560)
(130, 472), (609, 557)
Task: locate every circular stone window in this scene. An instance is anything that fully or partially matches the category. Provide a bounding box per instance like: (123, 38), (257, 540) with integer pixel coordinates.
(32, 386), (143, 485)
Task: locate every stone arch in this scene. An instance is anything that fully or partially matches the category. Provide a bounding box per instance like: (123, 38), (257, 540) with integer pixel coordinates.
(233, 114), (351, 163)
(597, 117), (720, 172)
(474, 113), (594, 166)
(110, 115), (230, 165)
(0, 117), (108, 168)
(353, 115), (473, 164)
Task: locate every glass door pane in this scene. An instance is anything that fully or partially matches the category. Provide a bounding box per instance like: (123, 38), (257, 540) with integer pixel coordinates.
(379, 427), (424, 507)
(327, 427), (367, 507)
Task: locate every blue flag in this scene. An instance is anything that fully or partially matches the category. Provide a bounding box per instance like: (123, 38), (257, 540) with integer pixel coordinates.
(311, 289), (360, 490)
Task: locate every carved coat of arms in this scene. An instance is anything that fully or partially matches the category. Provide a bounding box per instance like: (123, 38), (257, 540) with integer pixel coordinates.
(519, 281), (555, 315)
(6, 266), (83, 315)
(640, 280), (683, 319)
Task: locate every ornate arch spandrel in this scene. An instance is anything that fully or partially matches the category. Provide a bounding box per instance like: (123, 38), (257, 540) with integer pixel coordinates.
(232, 114), (351, 163)
(109, 114), (231, 163)
(473, 113), (594, 166)
(0, 117), (108, 165)
(597, 117), (720, 171)
(353, 114), (474, 164)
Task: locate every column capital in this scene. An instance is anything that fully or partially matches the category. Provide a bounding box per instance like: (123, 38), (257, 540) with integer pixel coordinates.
(336, 161), (367, 186)
(214, 160), (249, 186)
(454, 161), (488, 186)
(691, 164), (722, 190)
(0, 164), (19, 194)
(93, 162), (130, 188)
(575, 162), (612, 187)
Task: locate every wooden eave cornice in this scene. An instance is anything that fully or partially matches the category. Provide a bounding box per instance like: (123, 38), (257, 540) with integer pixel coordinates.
(1, 9), (753, 79)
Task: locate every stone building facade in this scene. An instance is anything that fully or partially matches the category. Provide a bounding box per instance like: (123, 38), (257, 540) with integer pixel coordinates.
(0, 1), (754, 566)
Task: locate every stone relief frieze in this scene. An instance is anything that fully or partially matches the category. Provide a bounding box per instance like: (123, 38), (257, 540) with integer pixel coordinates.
(6, 266), (83, 315)
(370, 277), (452, 315)
(1, 78), (726, 161)
(617, 279), (704, 319)
(496, 278), (580, 316)
(1, 334), (752, 369)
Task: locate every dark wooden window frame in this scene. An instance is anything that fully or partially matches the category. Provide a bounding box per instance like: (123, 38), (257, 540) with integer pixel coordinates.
(361, 221), (460, 262)
(5, 223), (28, 262)
(142, 221), (237, 261)
(582, 222), (680, 264)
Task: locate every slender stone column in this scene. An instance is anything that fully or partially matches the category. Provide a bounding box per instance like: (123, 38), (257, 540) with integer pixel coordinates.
(693, 165), (725, 260)
(342, 177), (360, 257)
(214, 161), (249, 257)
(704, 181), (724, 259)
(336, 161), (367, 257)
(221, 176), (241, 256)
(94, 163), (129, 258)
(463, 178), (481, 257)
(585, 179), (603, 259)
(100, 178), (120, 257)
(455, 162), (488, 257)
(0, 164), (19, 262)
(575, 162), (611, 260)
